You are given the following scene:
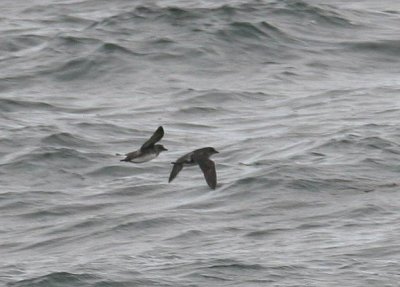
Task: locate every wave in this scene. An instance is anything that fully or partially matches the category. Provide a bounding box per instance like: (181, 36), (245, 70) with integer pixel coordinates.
(91, 2), (301, 51)
(41, 132), (96, 148)
(270, 1), (355, 27)
(0, 98), (57, 113)
(111, 216), (179, 233)
(311, 134), (400, 159)
(340, 39), (400, 64)
(85, 165), (140, 178)
(0, 34), (48, 56)
(1, 0), (378, 88)
(206, 259), (265, 271)
(8, 272), (99, 287)
(0, 0), (364, 87)
(8, 147), (95, 164)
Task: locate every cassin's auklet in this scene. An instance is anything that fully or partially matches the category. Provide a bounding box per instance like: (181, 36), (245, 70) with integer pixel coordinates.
(168, 147), (219, 189)
(120, 126), (167, 163)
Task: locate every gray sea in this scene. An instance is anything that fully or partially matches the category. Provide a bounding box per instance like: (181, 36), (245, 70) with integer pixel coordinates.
(2, 0), (400, 286)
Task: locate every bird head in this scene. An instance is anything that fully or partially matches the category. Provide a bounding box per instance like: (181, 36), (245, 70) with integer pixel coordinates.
(206, 147), (219, 154)
(156, 145), (168, 152)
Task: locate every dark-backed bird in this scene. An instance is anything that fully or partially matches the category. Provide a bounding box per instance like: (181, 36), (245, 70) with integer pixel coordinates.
(168, 147), (219, 189)
(120, 126), (167, 163)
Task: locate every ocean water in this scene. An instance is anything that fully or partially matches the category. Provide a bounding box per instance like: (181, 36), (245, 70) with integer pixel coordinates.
(1, 0), (400, 286)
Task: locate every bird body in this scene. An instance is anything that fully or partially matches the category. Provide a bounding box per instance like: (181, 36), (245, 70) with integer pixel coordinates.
(169, 147), (219, 189)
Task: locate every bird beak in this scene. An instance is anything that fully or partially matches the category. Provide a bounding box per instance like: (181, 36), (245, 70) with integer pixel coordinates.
(214, 150), (219, 154)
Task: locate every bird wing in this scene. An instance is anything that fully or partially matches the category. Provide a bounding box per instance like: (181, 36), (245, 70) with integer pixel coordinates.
(169, 163), (183, 183)
(197, 159), (217, 189)
(141, 126), (164, 150)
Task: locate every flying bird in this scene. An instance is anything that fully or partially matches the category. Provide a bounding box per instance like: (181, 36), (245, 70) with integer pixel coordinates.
(168, 147), (219, 189)
(120, 126), (167, 163)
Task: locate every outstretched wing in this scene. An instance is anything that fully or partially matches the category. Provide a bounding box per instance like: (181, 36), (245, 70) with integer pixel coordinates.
(141, 126), (164, 150)
(169, 163), (183, 183)
(197, 159), (217, 189)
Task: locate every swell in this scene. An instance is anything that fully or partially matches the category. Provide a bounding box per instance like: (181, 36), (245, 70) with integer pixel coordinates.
(269, 1), (356, 27)
(310, 134), (400, 161)
(0, 98), (58, 113)
(0, 97), (110, 114)
(7, 272), (99, 287)
(1, 0), (360, 86)
(0, 34), (48, 56)
(94, 2), (355, 29)
(92, 3), (303, 55)
(0, 34), (139, 83)
(41, 132), (96, 148)
(1, 0), (376, 88)
(339, 39), (400, 64)
(3, 147), (97, 166)
(0, 146), (101, 189)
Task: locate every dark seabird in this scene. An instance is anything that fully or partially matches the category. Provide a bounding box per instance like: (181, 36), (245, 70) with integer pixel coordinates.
(168, 147), (219, 189)
(120, 126), (167, 163)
